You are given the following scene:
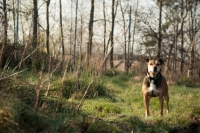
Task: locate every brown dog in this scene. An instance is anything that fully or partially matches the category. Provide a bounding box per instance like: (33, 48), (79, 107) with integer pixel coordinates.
(142, 58), (169, 117)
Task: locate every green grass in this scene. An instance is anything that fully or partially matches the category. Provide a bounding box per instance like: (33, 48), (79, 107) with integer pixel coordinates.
(81, 72), (200, 132)
(0, 69), (200, 132)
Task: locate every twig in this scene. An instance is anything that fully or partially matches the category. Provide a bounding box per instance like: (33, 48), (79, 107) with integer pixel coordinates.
(0, 69), (27, 81)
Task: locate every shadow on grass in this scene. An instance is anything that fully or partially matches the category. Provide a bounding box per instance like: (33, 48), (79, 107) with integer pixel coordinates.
(112, 116), (171, 132)
(108, 115), (200, 133)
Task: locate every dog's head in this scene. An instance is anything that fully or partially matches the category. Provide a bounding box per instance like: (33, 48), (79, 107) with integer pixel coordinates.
(146, 58), (164, 77)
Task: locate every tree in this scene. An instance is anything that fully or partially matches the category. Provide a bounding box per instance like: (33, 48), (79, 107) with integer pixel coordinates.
(180, 0), (186, 73)
(119, 1), (128, 71)
(138, 0), (163, 58)
(103, 0), (107, 68)
(131, 0), (139, 63)
(0, 0), (7, 68)
(59, 0), (64, 58)
(87, 0), (94, 65)
(46, 0), (50, 55)
(157, 0), (162, 58)
(110, 0), (116, 68)
(127, 5), (132, 73)
(32, 0), (38, 48)
(187, 0), (198, 78)
(74, 0), (78, 67)
(162, 0), (190, 73)
(2, 0), (7, 46)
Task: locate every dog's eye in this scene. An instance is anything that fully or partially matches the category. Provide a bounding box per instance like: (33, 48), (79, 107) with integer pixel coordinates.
(150, 63), (153, 65)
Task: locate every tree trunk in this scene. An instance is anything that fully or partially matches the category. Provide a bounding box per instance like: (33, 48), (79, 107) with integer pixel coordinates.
(3, 0), (7, 46)
(1, 0), (7, 68)
(180, 0), (184, 73)
(103, 0), (107, 68)
(87, 0), (95, 65)
(157, 0), (162, 58)
(187, 0), (197, 79)
(80, 14), (83, 63)
(188, 40), (195, 78)
(127, 5), (132, 73)
(46, 0), (50, 55)
(74, 0), (78, 67)
(32, 0), (38, 48)
(59, 0), (64, 58)
(110, 0), (115, 68)
(70, 0), (73, 62)
(119, 1), (127, 71)
(179, 0), (188, 73)
(14, 0), (20, 67)
(131, 0), (138, 63)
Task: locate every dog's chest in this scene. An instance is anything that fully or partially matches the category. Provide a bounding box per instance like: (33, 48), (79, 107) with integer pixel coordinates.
(148, 81), (159, 95)
(149, 82), (156, 91)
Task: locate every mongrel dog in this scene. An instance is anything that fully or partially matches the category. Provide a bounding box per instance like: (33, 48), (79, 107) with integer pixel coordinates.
(142, 58), (169, 117)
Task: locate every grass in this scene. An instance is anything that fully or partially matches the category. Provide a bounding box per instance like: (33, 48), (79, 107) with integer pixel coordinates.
(0, 69), (200, 132)
(81, 72), (200, 132)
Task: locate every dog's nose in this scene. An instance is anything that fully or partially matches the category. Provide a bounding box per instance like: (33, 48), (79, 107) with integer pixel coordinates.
(154, 67), (157, 72)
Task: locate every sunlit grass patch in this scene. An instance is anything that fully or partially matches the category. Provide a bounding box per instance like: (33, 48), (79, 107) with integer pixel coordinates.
(94, 103), (122, 116)
(82, 98), (122, 117)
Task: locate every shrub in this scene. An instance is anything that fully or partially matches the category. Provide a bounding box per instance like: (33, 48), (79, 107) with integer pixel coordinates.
(53, 76), (108, 99)
(61, 79), (75, 99)
(101, 68), (120, 77)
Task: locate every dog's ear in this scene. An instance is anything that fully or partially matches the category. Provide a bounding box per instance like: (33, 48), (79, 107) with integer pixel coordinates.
(146, 58), (151, 63)
(158, 58), (164, 65)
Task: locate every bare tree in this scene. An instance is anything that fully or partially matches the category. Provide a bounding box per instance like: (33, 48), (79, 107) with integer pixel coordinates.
(187, 0), (198, 78)
(179, 0), (188, 73)
(32, 0), (38, 48)
(162, 0), (188, 73)
(119, 1), (128, 71)
(110, 0), (116, 68)
(74, 0), (78, 67)
(127, 5), (132, 73)
(59, 0), (64, 58)
(87, 0), (94, 65)
(0, 0), (7, 68)
(2, 0), (7, 46)
(46, 0), (50, 55)
(157, 0), (162, 58)
(103, 0), (107, 68)
(131, 0), (139, 63)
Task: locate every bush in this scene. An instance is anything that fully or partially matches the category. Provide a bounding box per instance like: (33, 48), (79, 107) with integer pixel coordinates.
(53, 76), (108, 99)
(101, 69), (120, 77)
(62, 79), (75, 99)
(177, 75), (197, 87)
(17, 107), (49, 131)
(0, 96), (21, 132)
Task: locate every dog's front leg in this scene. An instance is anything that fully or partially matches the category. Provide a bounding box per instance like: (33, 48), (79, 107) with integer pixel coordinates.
(159, 96), (164, 116)
(144, 95), (150, 117)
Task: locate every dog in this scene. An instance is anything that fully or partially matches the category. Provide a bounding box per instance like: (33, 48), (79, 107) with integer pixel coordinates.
(142, 58), (169, 117)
